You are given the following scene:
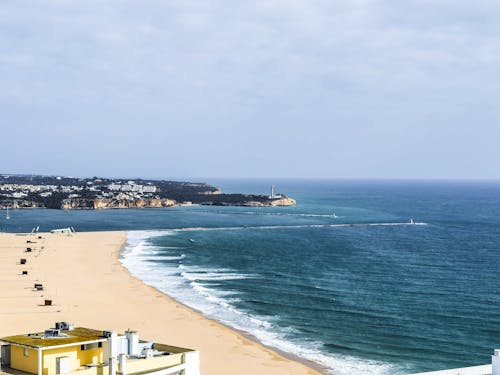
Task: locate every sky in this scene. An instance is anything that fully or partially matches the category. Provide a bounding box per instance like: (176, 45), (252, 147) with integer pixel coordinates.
(1, 0), (499, 180)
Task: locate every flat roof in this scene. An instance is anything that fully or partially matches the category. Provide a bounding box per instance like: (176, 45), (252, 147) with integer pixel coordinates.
(0, 327), (107, 349)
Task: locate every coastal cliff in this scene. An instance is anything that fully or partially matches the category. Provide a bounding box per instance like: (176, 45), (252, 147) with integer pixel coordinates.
(58, 196), (296, 209)
(93, 197), (176, 209)
(270, 197), (296, 206)
(240, 197), (297, 207)
(7, 200), (44, 209)
(60, 198), (177, 210)
(0, 175), (296, 210)
(199, 188), (223, 195)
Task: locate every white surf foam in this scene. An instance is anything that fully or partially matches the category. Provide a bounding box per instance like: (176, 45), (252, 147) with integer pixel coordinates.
(173, 221), (427, 233)
(122, 230), (172, 257)
(121, 231), (405, 375)
(181, 270), (255, 282)
(238, 211), (345, 218)
(142, 255), (185, 261)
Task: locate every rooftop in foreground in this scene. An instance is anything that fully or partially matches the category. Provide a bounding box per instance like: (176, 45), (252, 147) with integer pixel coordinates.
(0, 322), (199, 375)
(1, 327), (105, 349)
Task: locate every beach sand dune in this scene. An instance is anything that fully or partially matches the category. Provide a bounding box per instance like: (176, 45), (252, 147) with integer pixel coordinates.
(0, 232), (324, 375)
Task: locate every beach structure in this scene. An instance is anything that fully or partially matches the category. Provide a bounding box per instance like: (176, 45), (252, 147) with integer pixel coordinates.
(0, 322), (199, 375)
(49, 228), (75, 235)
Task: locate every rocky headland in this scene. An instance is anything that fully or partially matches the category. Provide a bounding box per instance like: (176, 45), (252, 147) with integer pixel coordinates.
(0, 175), (296, 210)
(239, 197), (297, 207)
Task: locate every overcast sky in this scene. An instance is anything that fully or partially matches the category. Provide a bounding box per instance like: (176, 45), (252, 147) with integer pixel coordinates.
(1, 0), (499, 179)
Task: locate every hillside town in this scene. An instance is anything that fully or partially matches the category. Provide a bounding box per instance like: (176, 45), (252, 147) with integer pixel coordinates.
(0, 175), (295, 209)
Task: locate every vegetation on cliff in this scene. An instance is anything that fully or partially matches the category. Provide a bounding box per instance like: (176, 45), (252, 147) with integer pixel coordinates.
(0, 175), (296, 209)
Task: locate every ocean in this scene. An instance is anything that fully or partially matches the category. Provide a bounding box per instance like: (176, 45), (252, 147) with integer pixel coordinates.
(2, 180), (499, 374)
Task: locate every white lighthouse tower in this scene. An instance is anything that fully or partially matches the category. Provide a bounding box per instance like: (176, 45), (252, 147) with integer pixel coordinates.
(269, 185), (283, 199)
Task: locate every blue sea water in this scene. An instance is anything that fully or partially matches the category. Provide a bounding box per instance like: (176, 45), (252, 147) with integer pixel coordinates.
(2, 180), (499, 374)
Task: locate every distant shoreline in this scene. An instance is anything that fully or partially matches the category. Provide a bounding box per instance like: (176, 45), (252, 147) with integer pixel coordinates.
(0, 174), (296, 209)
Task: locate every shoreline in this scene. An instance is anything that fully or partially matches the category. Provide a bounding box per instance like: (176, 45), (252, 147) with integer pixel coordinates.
(0, 197), (295, 211)
(0, 230), (326, 375)
(118, 231), (330, 375)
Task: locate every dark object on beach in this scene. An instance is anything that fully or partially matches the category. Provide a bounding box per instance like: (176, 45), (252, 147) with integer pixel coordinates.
(20, 258), (27, 264)
(26, 248), (32, 252)
(22, 270), (28, 275)
(26, 240), (35, 244)
(38, 236), (42, 239)
(44, 299), (52, 306)
(34, 283), (43, 291)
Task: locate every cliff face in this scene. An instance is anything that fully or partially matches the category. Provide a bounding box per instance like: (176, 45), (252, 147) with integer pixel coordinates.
(269, 197), (296, 206)
(237, 197), (297, 207)
(7, 196), (295, 210)
(0, 200), (44, 209)
(60, 199), (95, 210)
(94, 198), (176, 209)
(61, 198), (176, 210)
(199, 188), (223, 195)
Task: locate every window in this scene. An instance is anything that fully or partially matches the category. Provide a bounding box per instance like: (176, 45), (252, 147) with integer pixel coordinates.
(81, 343), (100, 351)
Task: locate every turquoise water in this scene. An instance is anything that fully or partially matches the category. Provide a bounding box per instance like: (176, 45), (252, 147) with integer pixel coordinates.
(2, 180), (500, 374)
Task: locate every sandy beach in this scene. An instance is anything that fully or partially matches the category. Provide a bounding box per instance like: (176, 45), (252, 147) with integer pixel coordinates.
(0, 231), (325, 375)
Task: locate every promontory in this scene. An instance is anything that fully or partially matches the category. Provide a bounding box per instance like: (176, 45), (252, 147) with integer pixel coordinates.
(0, 174), (296, 210)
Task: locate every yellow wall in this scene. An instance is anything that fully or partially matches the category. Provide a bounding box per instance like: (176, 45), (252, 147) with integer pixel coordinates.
(11, 346), (39, 374)
(11, 343), (184, 375)
(72, 364), (106, 375)
(42, 345), (103, 375)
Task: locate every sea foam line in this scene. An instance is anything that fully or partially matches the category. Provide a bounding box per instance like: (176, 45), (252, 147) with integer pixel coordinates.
(189, 209), (342, 216)
(123, 222), (426, 238)
(173, 221), (427, 233)
(120, 230), (406, 375)
(218, 211), (345, 218)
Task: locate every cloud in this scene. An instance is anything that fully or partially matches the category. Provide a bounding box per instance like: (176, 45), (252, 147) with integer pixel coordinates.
(1, 0), (499, 178)
(2, 1), (498, 101)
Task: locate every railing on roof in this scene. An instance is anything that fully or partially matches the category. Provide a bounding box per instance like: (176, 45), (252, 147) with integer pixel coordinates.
(121, 353), (183, 375)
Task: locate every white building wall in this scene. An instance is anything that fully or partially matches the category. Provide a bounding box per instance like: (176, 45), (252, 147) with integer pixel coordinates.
(492, 349), (500, 375)
(183, 351), (200, 375)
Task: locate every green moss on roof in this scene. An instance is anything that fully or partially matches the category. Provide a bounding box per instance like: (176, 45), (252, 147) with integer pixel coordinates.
(1, 327), (106, 348)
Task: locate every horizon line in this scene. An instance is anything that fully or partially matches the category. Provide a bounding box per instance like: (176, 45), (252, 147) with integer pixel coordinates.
(1, 173), (500, 183)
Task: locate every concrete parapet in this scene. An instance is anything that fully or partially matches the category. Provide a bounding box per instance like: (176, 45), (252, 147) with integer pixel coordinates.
(183, 351), (200, 375)
(492, 349), (500, 375)
(408, 364), (492, 375)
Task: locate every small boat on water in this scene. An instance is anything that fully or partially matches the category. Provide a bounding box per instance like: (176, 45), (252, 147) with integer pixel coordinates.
(188, 238), (195, 243)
